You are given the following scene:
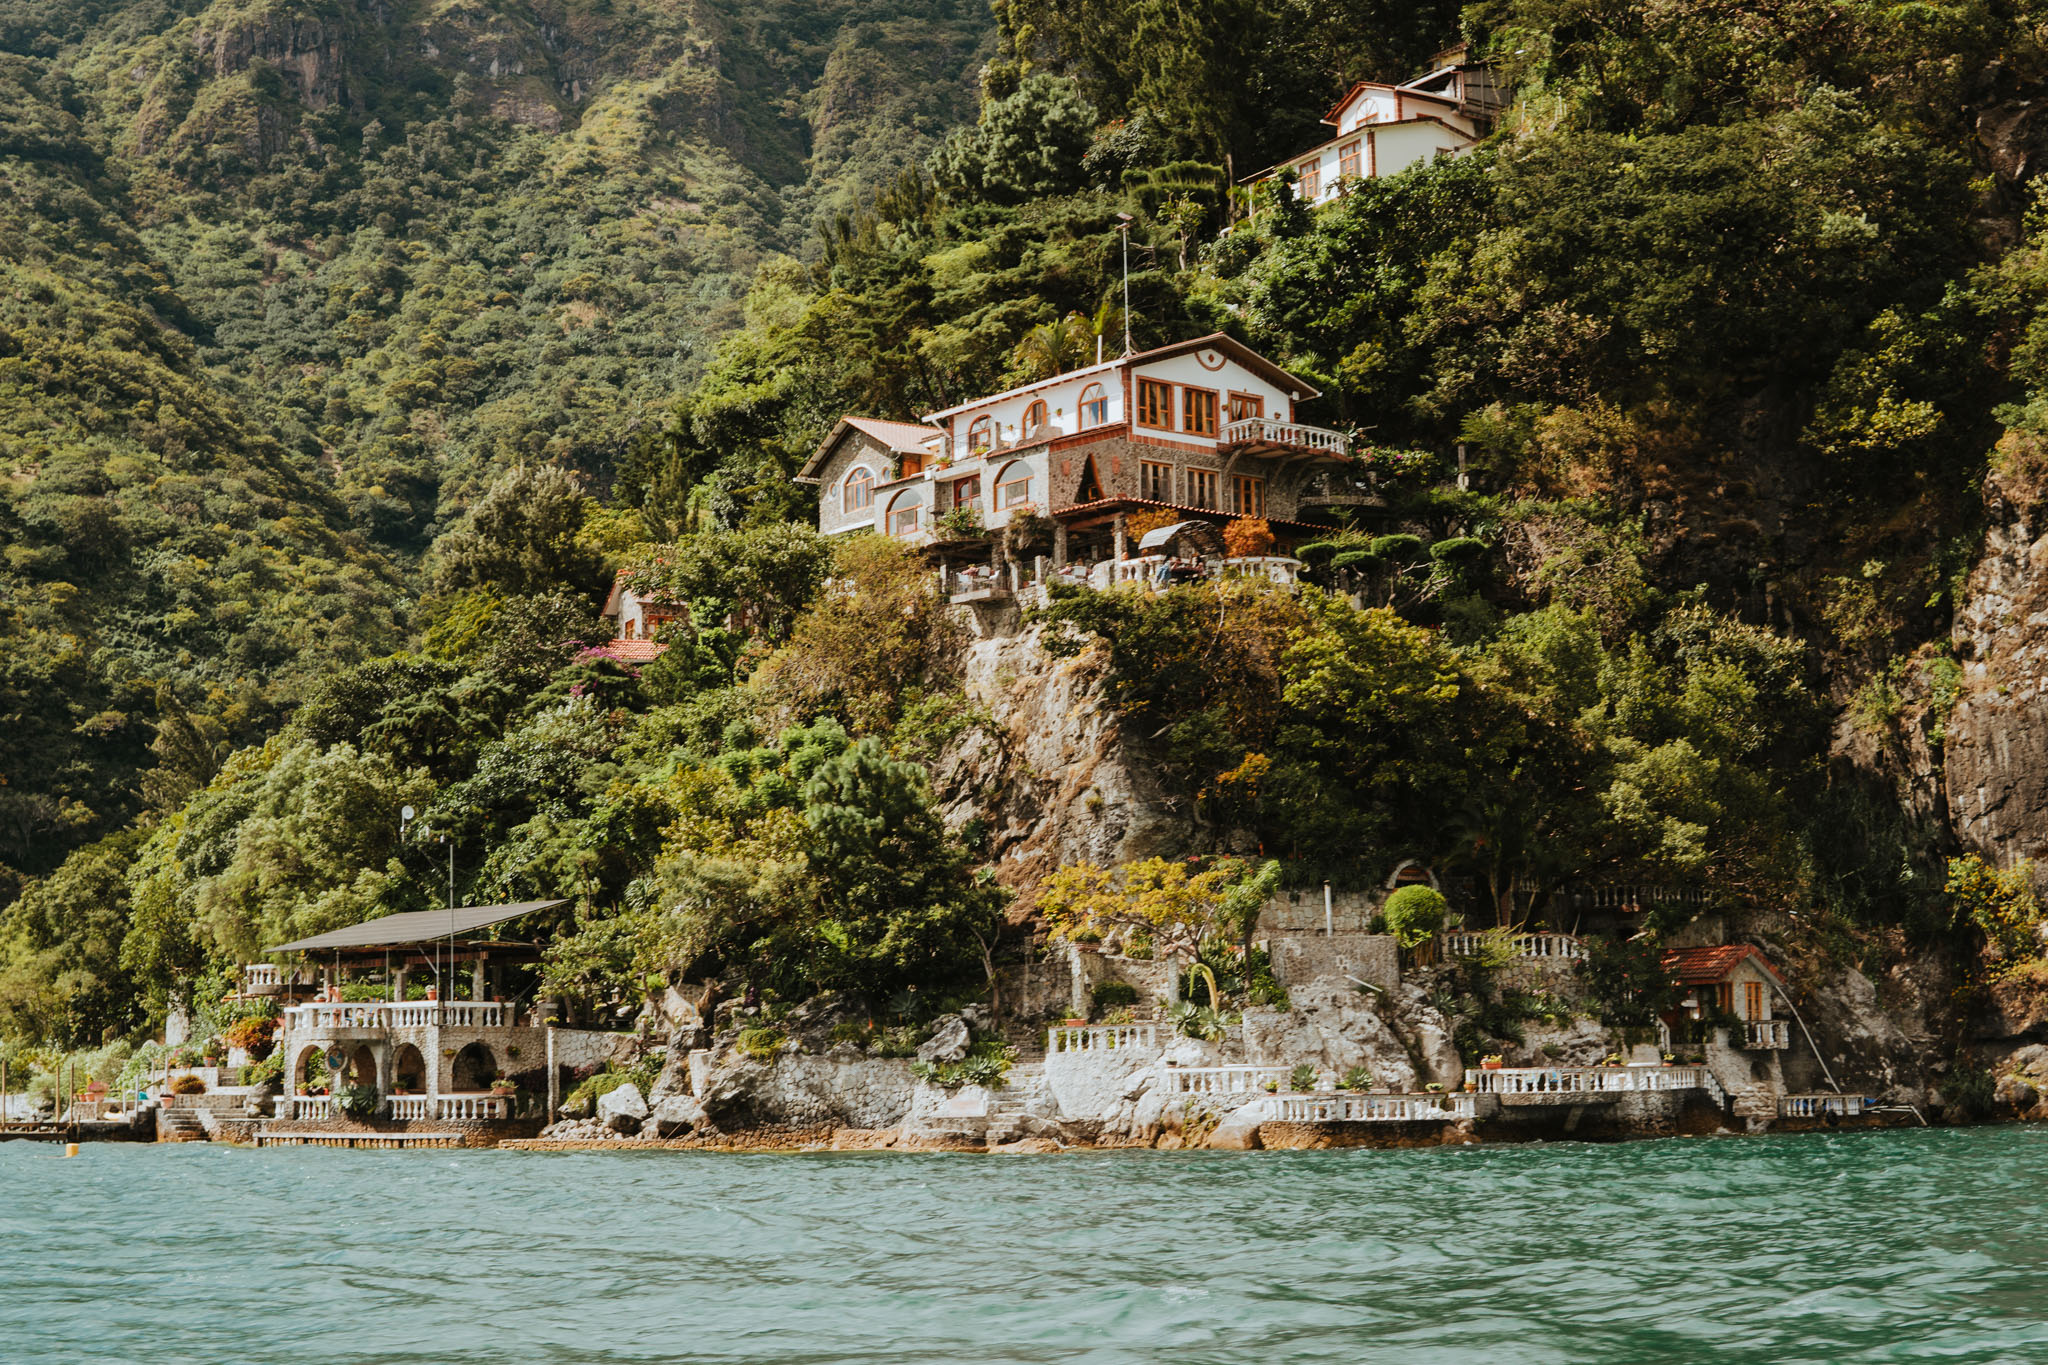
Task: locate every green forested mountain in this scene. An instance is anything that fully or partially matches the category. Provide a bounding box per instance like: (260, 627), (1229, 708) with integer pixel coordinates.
(11, 0), (2048, 1063)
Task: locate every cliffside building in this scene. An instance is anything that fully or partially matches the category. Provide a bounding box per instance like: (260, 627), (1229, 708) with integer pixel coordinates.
(798, 333), (1353, 564)
(1239, 47), (1504, 213)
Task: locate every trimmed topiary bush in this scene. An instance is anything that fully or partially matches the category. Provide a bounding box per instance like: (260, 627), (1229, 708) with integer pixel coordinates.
(1381, 885), (1450, 948)
(1091, 981), (1139, 1010)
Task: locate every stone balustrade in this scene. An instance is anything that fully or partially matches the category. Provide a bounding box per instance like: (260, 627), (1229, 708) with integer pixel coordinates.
(435, 1094), (508, 1120)
(241, 963), (281, 989)
(283, 1001), (508, 1032)
(1221, 417), (1350, 456)
(387, 1095), (429, 1120)
(1464, 1065), (1712, 1096)
(1270, 1092), (1476, 1123)
(1779, 1094), (1864, 1119)
(1047, 1024), (1158, 1055)
(285, 1095), (332, 1120)
(1160, 1065), (1288, 1095)
(1441, 931), (1587, 961)
(1741, 1019), (1790, 1050)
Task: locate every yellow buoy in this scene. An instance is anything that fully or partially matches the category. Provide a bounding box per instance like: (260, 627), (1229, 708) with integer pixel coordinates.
(63, 1142), (78, 1158)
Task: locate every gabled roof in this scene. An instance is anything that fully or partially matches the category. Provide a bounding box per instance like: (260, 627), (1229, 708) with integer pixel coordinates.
(1661, 944), (1785, 987)
(1124, 333), (1321, 401)
(798, 415), (942, 482)
(598, 638), (666, 665)
(920, 356), (1125, 423)
(1239, 115), (1481, 184)
(1322, 80), (1461, 126)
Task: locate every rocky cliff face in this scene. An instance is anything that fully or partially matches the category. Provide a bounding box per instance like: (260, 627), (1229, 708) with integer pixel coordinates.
(929, 609), (1195, 900)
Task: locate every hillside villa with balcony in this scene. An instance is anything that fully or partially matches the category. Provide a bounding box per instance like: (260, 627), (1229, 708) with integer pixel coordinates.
(798, 333), (1353, 570)
(1239, 47), (1504, 213)
(255, 900), (626, 1144)
(1663, 944), (1792, 1051)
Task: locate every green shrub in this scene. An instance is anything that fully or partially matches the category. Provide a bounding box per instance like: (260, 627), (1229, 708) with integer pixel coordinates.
(1369, 534), (1426, 563)
(1341, 1065), (1374, 1091)
(334, 1083), (380, 1118)
(1577, 935), (1680, 1027)
(1289, 1063), (1318, 1092)
(1091, 981), (1139, 1010)
(1167, 1000), (1226, 1041)
(1382, 886), (1450, 948)
(1429, 536), (1487, 564)
(169, 1074), (206, 1095)
(1945, 1062), (1995, 1121)
(735, 1027), (787, 1062)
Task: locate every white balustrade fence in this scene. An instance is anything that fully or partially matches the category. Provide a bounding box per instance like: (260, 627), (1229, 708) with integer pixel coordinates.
(1270, 1092), (1476, 1123)
(1465, 1065), (1712, 1096)
(1441, 932), (1587, 961)
(1222, 417), (1350, 456)
(286, 1096), (332, 1120)
(435, 1094), (509, 1121)
(241, 963), (281, 989)
(283, 1001), (508, 1032)
(1161, 1066), (1288, 1095)
(1779, 1094), (1865, 1119)
(387, 1095), (429, 1120)
(1047, 1024), (1158, 1055)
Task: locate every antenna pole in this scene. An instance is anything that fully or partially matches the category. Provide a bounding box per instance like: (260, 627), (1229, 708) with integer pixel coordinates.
(1120, 218), (1133, 356)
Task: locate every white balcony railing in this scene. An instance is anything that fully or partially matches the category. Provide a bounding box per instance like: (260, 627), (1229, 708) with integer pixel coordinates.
(435, 1094), (509, 1121)
(1160, 1065), (1288, 1095)
(1048, 1024), (1158, 1055)
(285, 1095), (332, 1120)
(1465, 1066), (1713, 1096)
(1221, 417), (1349, 457)
(1441, 932), (1587, 961)
(282, 1001), (508, 1032)
(1779, 1094), (1865, 1119)
(241, 963), (282, 989)
(1270, 1092), (1475, 1123)
(387, 1095), (429, 1120)
(1741, 1019), (1790, 1050)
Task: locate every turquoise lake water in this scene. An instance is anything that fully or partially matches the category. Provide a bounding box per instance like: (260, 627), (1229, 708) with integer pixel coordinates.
(3, 1126), (2046, 1364)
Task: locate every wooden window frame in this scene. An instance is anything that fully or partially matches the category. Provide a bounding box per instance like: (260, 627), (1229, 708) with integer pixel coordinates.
(952, 476), (982, 510)
(1339, 140), (1361, 180)
(1743, 981), (1764, 1021)
(889, 502), (921, 537)
(1299, 163), (1320, 202)
(1022, 399), (1049, 433)
(1136, 378), (1174, 431)
(1231, 475), (1264, 518)
(1139, 460), (1173, 502)
(1227, 391), (1264, 425)
(1182, 387), (1219, 438)
(1187, 468), (1218, 510)
(966, 415), (993, 454)
(1080, 382), (1110, 428)
(842, 465), (875, 513)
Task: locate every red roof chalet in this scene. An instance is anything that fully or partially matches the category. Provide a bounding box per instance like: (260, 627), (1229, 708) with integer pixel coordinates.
(1661, 944), (1784, 987)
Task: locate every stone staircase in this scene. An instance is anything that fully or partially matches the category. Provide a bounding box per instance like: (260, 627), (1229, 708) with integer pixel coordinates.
(983, 1062), (1050, 1145)
(156, 1107), (207, 1143)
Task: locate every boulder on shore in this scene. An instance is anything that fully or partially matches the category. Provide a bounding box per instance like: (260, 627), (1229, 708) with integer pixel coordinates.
(651, 1094), (707, 1138)
(917, 1014), (971, 1064)
(599, 1082), (649, 1134)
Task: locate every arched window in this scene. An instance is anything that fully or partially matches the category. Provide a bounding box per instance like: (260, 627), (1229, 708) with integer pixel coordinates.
(1079, 383), (1109, 428)
(886, 490), (925, 538)
(967, 415), (993, 453)
(1023, 399), (1048, 434)
(994, 461), (1032, 511)
(842, 465), (874, 513)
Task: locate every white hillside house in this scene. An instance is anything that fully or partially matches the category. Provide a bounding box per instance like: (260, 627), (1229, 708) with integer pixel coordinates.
(1242, 47), (1504, 210)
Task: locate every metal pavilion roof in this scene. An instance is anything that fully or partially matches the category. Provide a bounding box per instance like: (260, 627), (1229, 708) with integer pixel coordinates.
(263, 901), (567, 954)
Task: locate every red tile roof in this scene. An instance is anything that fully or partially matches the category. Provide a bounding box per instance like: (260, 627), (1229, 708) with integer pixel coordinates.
(597, 638), (666, 664)
(1661, 944), (1784, 987)
(845, 417), (941, 451)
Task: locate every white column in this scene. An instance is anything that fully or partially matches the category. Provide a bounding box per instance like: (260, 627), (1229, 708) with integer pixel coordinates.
(545, 1025), (558, 1121)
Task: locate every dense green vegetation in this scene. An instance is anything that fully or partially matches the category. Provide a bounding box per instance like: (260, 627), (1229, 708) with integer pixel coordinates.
(10, 0), (2048, 1063)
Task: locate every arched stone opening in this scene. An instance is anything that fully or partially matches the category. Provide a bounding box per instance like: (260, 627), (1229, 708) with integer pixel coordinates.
(391, 1044), (426, 1094)
(451, 1042), (497, 1092)
(342, 1044), (378, 1090)
(293, 1044), (327, 1094)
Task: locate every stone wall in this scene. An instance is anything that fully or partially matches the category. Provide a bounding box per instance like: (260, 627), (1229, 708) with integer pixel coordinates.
(696, 1054), (918, 1131)
(1268, 932), (1400, 993)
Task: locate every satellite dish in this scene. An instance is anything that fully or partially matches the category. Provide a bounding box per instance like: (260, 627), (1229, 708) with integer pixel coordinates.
(401, 806), (416, 821)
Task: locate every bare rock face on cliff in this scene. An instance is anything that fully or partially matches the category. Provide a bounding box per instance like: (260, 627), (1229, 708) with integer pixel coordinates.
(929, 614), (1195, 893)
(1948, 472), (2048, 866)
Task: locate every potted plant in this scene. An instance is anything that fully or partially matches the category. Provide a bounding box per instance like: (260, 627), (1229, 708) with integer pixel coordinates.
(1481, 1054), (1504, 1071)
(489, 1077), (517, 1098)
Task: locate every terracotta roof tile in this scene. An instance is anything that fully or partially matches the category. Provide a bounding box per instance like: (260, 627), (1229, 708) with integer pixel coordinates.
(598, 638), (666, 664)
(1661, 944), (1784, 986)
